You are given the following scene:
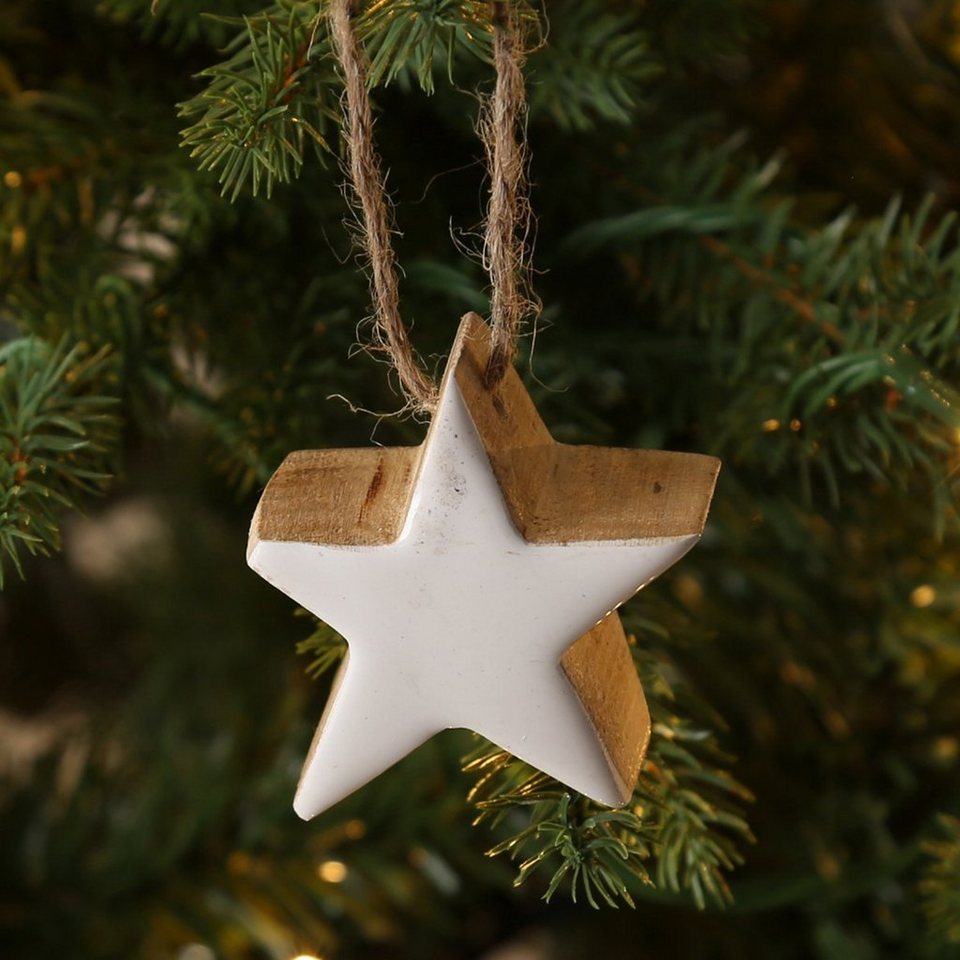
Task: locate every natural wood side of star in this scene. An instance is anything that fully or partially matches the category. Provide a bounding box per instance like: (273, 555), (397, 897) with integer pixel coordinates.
(247, 312), (719, 804)
(452, 312), (721, 542)
(247, 446), (420, 552)
(248, 314), (720, 551)
(559, 611), (651, 800)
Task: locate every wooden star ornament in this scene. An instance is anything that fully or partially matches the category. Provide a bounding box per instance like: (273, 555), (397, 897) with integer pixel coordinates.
(248, 314), (720, 820)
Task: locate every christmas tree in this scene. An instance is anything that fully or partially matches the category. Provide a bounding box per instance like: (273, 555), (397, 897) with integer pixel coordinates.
(3, 1), (960, 957)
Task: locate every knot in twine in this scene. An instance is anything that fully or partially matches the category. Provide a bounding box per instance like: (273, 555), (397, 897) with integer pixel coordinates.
(328, 0), (539, 414)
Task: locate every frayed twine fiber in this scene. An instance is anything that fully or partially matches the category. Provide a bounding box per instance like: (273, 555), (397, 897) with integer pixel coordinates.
(328, 0), (537, 411)
(329, 0), (438, 415)
(480, 0), (540, 388)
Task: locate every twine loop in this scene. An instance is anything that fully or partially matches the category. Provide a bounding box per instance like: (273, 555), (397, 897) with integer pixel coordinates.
(328, 0), (537, 412)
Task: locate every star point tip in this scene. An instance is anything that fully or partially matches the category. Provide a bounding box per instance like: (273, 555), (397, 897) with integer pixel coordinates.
(292, 792), (319, 821)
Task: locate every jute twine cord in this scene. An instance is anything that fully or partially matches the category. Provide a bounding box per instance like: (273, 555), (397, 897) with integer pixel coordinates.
(328, 0), (438, 414)
(328, 0), (536, 409)
(480, 0), (538, 388)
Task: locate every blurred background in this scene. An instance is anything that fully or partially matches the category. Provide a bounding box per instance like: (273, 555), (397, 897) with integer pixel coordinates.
(3, 1), (960, 957)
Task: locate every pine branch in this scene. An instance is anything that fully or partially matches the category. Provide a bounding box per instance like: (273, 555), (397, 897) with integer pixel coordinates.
(360, 0), (495, 93)
(637, 721), (752, 909)
(465, 638), (753, 909)
(292, 604), (751, 909)
(296, 611), (348, 679)
(921, 814), (960, 945)
(97, 0), (263, 50)
(178, 2), (338, 201)
(464, 751), (652, 908)
(563, 128), (960, 529)
(176, 0), (538, 200)
(0, 336), (120, 584)
(166, 324), (366, 495)
(528, 0), (659, 131)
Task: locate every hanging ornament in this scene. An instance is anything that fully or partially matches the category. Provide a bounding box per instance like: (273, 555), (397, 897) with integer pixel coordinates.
(249, 314), (719, 819)
(248, 0), (720, 819)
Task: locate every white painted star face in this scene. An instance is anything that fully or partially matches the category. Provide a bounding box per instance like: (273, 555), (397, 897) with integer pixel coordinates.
(248, 374), (701, 820)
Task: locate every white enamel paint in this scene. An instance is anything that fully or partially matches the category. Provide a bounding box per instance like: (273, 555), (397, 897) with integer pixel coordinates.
(249, 379), (698, 820)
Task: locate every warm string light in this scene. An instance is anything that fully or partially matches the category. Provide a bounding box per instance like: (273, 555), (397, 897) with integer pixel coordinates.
(317, 859), (348, 883)
(3, 172), (25, 257)
(312, 820), (364, 884)
(911, 584), (937, 608)
(343, 818), (365, 839)
(761, 418), (803, 433)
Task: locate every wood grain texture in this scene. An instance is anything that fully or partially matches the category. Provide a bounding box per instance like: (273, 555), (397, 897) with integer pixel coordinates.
(249, 313), (720, 804)
(248, 446), (420, 554)
(250, 314), (720, 552)
(452, 312), (720, 542)
(560, 612), (650, 800)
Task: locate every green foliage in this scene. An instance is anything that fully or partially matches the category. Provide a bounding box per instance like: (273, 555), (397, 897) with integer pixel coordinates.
(528, 1), (659, 130)
(465, 642), (752, 908)
(467, 766), (653, 908)
(360, 0), (494, 92)
(200, 339), (356, 493)
(97, 0), (263, 49)
(0, 88), (143, 290)
(0, 510), (507, 959)
(294, 608), (751, 909)
(174, 0), (503, 203)
(296, 611), (348, 678)
(172, 0), (665, 208)
(921, 815), (960, 945)
(176, 0), (599, 204)
(565, 128), (960, 530)
(4, 0), (960, 956)
(636, 722), (751, 909)
(0, 337), (119, 583)
(178, 2), (337, 201)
